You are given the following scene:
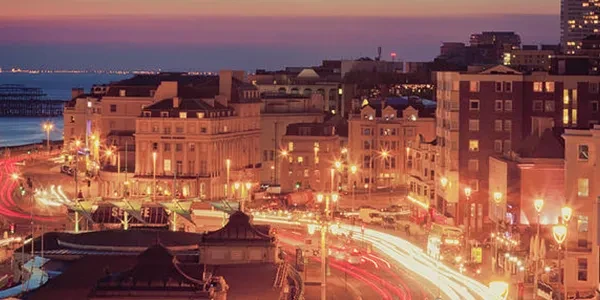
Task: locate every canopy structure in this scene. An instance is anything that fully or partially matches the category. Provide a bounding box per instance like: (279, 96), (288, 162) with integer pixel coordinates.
(210, 201), (239, 214)
(65, 200), (96, 223)
(160, 200), (195, 226)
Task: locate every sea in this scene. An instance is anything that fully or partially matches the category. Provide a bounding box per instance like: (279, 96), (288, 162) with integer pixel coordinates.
(0, 73), (128, 147)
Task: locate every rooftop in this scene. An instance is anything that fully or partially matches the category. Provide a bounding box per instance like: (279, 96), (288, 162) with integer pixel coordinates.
(285, 123), (337, 137)
(516, 128), (565, 159)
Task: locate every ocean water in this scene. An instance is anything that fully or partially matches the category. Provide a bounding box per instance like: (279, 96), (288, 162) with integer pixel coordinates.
(0, 73), (128, 147)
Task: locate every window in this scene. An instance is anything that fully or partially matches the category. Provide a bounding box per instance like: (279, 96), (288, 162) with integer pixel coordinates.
(468, 179), (479, 191)
(363, 155), (372, 168)
(578, 178), (589, 197)
(589, 82), (599, 94)
(495, 100), (503, 112)
(469, 99), (480, 111)
(179, 112), (187, 119)
(495, 120), (503, 132)
(494, 140), (503, 153)
(175, 143), (182, 152)
(119, 89), (126, 97)
(504, 82), (512, 92)
(578, 258), (588, 281)
(503, 140), (511, 152)
(152, 143), (158, 151)
(545, 101), (555, 112)
(188, 160), (195, 175)
(175, 127), (183, 134)
(468, 140), (479, 152)
(110, 104), (117, 112)
(563, 109), (569, 125)
(545, 82), (555, 92)
(164, 143), (171, 151)
(189, 143), (195, 152)
(151, 125), (159, 133)
(468, 159), (479, 172)
(495, 82), (503, 92)
(592, 101), (599, 112)
(201, 127), (207, 133)
(533, 101), (543, 112)
(164, 159), (172, 172)
(288, 142), (294, 152)
(363, 140), (372, 150)
(163, 127), (171, 134)
(197, 112), (205, 119)
(297, 156), (304, 164)
(533, 82), (543, 92)
(469, 81), (480, 92)
(577, 145), (590, 161)
(160, 111), (169, 117)
(109, 121), (116, 129)
(176, 161), (183, 175)
(504, 120), (512, 132)
(143, 111), (151, 117)
(362, 128), (372, 136)
(469, 119), (480, 131)
(572, 109), (578, 125)
(563, 89), (570, 104)
(504, 100), (513, 112)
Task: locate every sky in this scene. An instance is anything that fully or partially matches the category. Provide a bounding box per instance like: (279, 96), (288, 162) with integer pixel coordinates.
(0, 0), (560, 71)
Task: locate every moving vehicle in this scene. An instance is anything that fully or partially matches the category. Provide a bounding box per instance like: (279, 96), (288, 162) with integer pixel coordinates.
(359, 208), (383, 224)
(426, 223), (464, 260)
(347, 249), (363, 265)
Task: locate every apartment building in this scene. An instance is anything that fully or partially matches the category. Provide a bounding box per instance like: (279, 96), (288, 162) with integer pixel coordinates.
(347, 98), (435, 192)
(405, 135), (437, 223)
(561, 0), (600, 54)
(280, 123), (341, 193)
(560, 125), (600, 297)
(436, 65), (600, 231)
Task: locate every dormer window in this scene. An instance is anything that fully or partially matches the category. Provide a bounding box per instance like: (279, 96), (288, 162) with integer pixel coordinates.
(179, 112), (187, 119)
(143, 111), (151, 117)
(368, 115), (374, 121)
(119, 89), (126, 97)
(160, 111), (169, 118)
(197, 112), (205, 119)
(409, 115), (417, 121)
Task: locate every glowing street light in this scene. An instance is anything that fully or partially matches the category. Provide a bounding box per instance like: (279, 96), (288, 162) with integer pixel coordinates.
(493, 192), (502, 204)
(534, 198), (544, 213)
(11, 173), (19, 181)
(440, 177), (448, 188)
(316, 193), (324, 203)
(561, 206), (573, 223)
(464, 186), (473, 259)
(42, 122), (54, 152)
(464, 187), (472, 198)
(152, 151), (157, 200)
(492, 191), (502, 273)
(334, 160), (342, 170)
(350, 165), (358, 174)
(533, 197), (544, 295)
(280, 150), (288, 157)
(332, 193), (339, 202)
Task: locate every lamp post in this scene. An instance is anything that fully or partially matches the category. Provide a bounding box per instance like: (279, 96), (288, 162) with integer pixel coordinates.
(492, 191), (503, 273)
(350, 165), (357, 212)
(552, 223), (567, 299)
(42, 122), (54, 153)
(560, 206), (572, 299)
(225, 159), (231, 199)
(464, 187), (472, 260)
(152, 151), (157, 200)
(533, 198), (544, 299)
(316, 193), (330, 300)
(439, 177), (448, 215)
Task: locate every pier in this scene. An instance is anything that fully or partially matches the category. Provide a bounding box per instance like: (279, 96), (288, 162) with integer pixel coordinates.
(0, 84), (67, 117)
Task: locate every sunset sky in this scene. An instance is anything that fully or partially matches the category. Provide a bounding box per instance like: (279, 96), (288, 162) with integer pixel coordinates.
(0, 0), (560, 70)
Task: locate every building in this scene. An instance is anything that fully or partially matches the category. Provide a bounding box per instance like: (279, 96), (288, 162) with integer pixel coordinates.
(503, 46), (557, 71)
(469, 31), (521, 50)
(123, 71), (261, 200)
(488, 127), (565, 228)
(63, 89), (102, 150)
(562, 0), (600, 54)
(258, 93), (324, 185)
(279, 123), (341, 193)
(559, 125), (600, 297)
(435, 65), (600, 232)
(347, 97), (435, 191)
(405, 135), (438, 223)
(579, 34), (600, 58)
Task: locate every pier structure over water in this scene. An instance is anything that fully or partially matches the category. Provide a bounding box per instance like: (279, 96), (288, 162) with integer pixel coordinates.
(0, 84), (67, 117)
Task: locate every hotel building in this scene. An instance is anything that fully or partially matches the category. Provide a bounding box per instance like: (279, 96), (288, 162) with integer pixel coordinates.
(279, 123), (341, 193)
(436, 65), (600, 231)
(347, 98), (435, 192)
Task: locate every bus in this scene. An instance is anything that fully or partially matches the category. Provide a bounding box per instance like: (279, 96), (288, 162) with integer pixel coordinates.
(426, 223), (464, 262)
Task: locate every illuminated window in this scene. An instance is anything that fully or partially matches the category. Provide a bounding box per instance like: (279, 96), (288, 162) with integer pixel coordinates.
(288, 142), (294, 152)
(563, 109), (569, 125)
(563, 89), (570, 104)
(545, 82), (555, 92)
(578, 145), (589, 160)
(468, 140), (479, 152)
(469, 81), (480, 92)
(197, 112), (205, 119)
(297, 156), (304, 164)
(533, 82), (543, 92)
(164, 159), (172, 172)
(179, 112), (187, 119)
(469, 119), (479, 131)
(578, 178), (589, 197)
(572, 109), (578, 125)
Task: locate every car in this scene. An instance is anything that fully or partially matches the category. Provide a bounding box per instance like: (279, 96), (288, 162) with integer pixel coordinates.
(381, 217), (397, 229)
(60, 165), (74, 175)
(347, 249), (363, 265)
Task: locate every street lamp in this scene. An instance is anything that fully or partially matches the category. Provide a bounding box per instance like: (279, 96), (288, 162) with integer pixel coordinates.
(561, 206), (572, 223)
(492, 191), (503, 273)
(225, 159), (231, 199)
(316, 193), (324, 203)
(553, 223), (567, 298)
(560, 206), (572, 299)
(42, 122), (54, 152)
(152, 151), (157, 200)
(350, 165), (358, 211)
(464, 187), (472, 257)
(533, 198), (544, 298)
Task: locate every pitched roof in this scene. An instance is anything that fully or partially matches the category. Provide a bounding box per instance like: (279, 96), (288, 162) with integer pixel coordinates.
(201, 212), (274, 243)
(516, 128), (564, 159)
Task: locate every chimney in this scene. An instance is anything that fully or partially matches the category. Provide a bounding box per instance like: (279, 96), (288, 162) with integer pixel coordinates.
(173, 97), (180, 108)
(219, 70), (246, 106)
(71, 88), (84, 99)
